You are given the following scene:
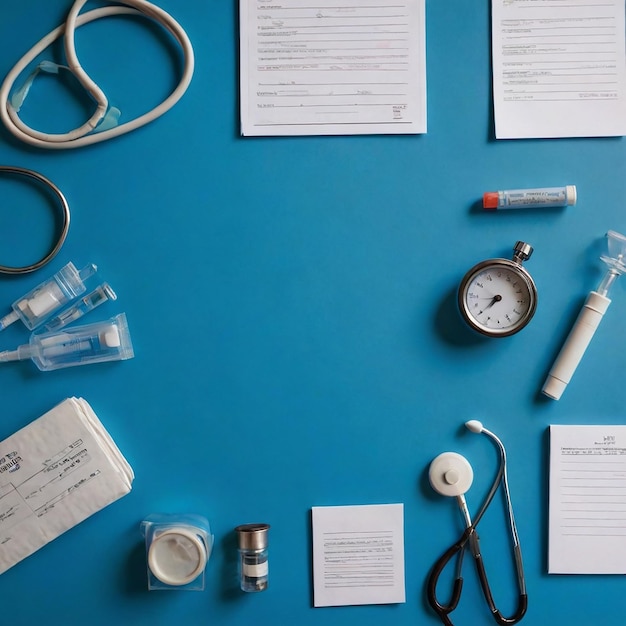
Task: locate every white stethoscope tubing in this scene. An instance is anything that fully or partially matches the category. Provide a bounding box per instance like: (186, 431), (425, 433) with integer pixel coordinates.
(480, 426), (525, 594)
(483, 427), (520, 546)
(0, 0), (194, 149)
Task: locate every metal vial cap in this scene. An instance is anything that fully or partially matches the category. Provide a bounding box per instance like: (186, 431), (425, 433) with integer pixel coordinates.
(235, 523), (270, 550)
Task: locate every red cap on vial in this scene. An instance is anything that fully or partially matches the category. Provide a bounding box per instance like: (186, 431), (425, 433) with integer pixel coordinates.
(483, 192), (499, 210)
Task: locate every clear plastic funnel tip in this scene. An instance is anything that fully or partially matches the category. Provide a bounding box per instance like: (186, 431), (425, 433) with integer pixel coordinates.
(596, 231), (626, 296)
(601, 230), (626, 274)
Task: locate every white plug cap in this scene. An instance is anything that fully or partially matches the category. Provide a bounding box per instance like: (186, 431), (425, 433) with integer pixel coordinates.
(542, 376), (567, 400)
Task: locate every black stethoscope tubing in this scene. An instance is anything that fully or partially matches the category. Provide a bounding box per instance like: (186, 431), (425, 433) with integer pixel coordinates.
(427, 431), (527, 626)
(0, 166), (70, 275)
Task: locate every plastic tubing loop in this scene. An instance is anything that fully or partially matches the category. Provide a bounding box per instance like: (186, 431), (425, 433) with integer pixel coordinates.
(0, 166), (70, 275)
(0, 0), (194, 149)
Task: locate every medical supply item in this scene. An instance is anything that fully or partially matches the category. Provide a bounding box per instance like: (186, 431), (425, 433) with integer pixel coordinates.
(483, 185), (576, 210)
(0, 312), (133, 371)
(0, 262), (97, 331)
(458, 241), (537, 337)
(427, 421), (527, 626)
(0, 166), (70, 274)
(542, 230), (626, 400)
(0, 397), (133, 574)
(141, 514), (213, 591)
(236, 523), (270, 592)
(0, 0), (194, 149)
(40, 283), (117, 332)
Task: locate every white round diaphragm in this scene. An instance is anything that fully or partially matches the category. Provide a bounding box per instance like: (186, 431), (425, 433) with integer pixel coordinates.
(428, 452), (474, 497)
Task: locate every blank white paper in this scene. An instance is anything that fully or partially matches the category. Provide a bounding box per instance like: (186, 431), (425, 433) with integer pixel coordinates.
(239, 1), (426, 136)
(492, 0), (626, 139)
(549, 425), (626, 574)
(312, 503), (405, 607)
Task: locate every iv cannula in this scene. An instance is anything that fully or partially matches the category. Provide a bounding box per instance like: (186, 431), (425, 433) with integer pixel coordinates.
(41, 283), (116, 332)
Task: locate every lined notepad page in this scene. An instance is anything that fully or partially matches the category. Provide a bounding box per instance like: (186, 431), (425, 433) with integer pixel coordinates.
(311, 504), (405, 607)
(549, 425), (626, 574)
(240, 1), (426, 136)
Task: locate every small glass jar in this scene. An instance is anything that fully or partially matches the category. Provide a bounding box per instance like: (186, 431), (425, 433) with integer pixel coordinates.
(235, 523), (270, 592)
(140, 514), (213, 591)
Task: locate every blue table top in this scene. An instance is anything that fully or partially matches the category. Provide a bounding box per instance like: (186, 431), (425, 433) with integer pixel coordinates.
(0, 2), (625, 625)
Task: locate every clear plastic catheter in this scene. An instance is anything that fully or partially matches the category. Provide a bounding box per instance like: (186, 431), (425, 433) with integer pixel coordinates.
(0, 262), (98, 331)
(0, 0), (194, 149)
(0, 313), (134, 371)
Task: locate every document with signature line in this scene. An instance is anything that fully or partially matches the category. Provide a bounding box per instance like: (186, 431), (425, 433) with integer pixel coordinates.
(492, 0), (626, 138)
(312, 503), (405, 607)
(240, 0), (426, 136)
(549, 425), (626, 574)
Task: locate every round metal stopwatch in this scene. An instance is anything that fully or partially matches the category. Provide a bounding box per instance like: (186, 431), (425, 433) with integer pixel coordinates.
(458, 241), (537, 337)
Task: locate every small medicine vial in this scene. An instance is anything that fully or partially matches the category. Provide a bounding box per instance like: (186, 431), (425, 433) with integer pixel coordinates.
(235, 523), (270, 592)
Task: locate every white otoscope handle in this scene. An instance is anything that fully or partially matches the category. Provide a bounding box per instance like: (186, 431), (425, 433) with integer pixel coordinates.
(542, 291), (611, 400)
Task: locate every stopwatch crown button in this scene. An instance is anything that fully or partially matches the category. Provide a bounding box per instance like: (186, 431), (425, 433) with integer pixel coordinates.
(513, 241), (533, 263)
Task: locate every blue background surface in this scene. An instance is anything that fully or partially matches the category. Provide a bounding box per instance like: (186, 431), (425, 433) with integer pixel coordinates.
(0, 1), (625, 624)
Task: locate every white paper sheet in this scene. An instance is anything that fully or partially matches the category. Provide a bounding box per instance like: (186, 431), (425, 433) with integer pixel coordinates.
(0, 397), (133, 574)
(239, 1), (426, 136)
(311, 503), (405, 607)
(549, 425), (626, 574)
(492, 0), (626, 139)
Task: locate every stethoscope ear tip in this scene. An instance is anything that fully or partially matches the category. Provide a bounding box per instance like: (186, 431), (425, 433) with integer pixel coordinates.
(465, 420), (483, 434)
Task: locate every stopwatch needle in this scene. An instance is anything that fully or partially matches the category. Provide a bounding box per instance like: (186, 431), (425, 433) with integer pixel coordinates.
(478, 295), (501, 315)
(485, 295), (502, 309)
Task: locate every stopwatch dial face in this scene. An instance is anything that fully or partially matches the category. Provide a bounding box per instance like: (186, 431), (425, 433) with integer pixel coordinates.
(459, 262), (537, 337)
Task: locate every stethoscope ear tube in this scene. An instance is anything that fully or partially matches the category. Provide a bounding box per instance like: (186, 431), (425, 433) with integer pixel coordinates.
(427, 424), (527, 626)
(426, 528), (472, 624)
(472, 540), (528, 625)
(0, 166), (70, 274)
(0, 0), (194, 149)
(427, 511), (527, 626)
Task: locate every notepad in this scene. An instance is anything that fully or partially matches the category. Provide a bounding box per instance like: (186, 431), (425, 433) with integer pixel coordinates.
(0, 397), (134, 574)
(239, 1), (427, 136)
(492, 0), (626, 139)
(311, 503), (405, 607)
(549, 424), (626, 574)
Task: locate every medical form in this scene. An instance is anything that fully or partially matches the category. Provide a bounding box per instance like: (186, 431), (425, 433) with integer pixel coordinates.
(239, 0), (427, 136)
(491, 0), (626, 138)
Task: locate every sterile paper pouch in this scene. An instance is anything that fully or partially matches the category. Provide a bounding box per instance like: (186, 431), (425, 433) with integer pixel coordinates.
(0, 397), (134, 574)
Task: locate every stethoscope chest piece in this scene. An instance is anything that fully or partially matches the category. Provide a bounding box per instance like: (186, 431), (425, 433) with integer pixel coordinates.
(429, 452), (473, 498)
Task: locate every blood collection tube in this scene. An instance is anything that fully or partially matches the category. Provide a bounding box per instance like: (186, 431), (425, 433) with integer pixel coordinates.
(483, 186), (576, 210)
